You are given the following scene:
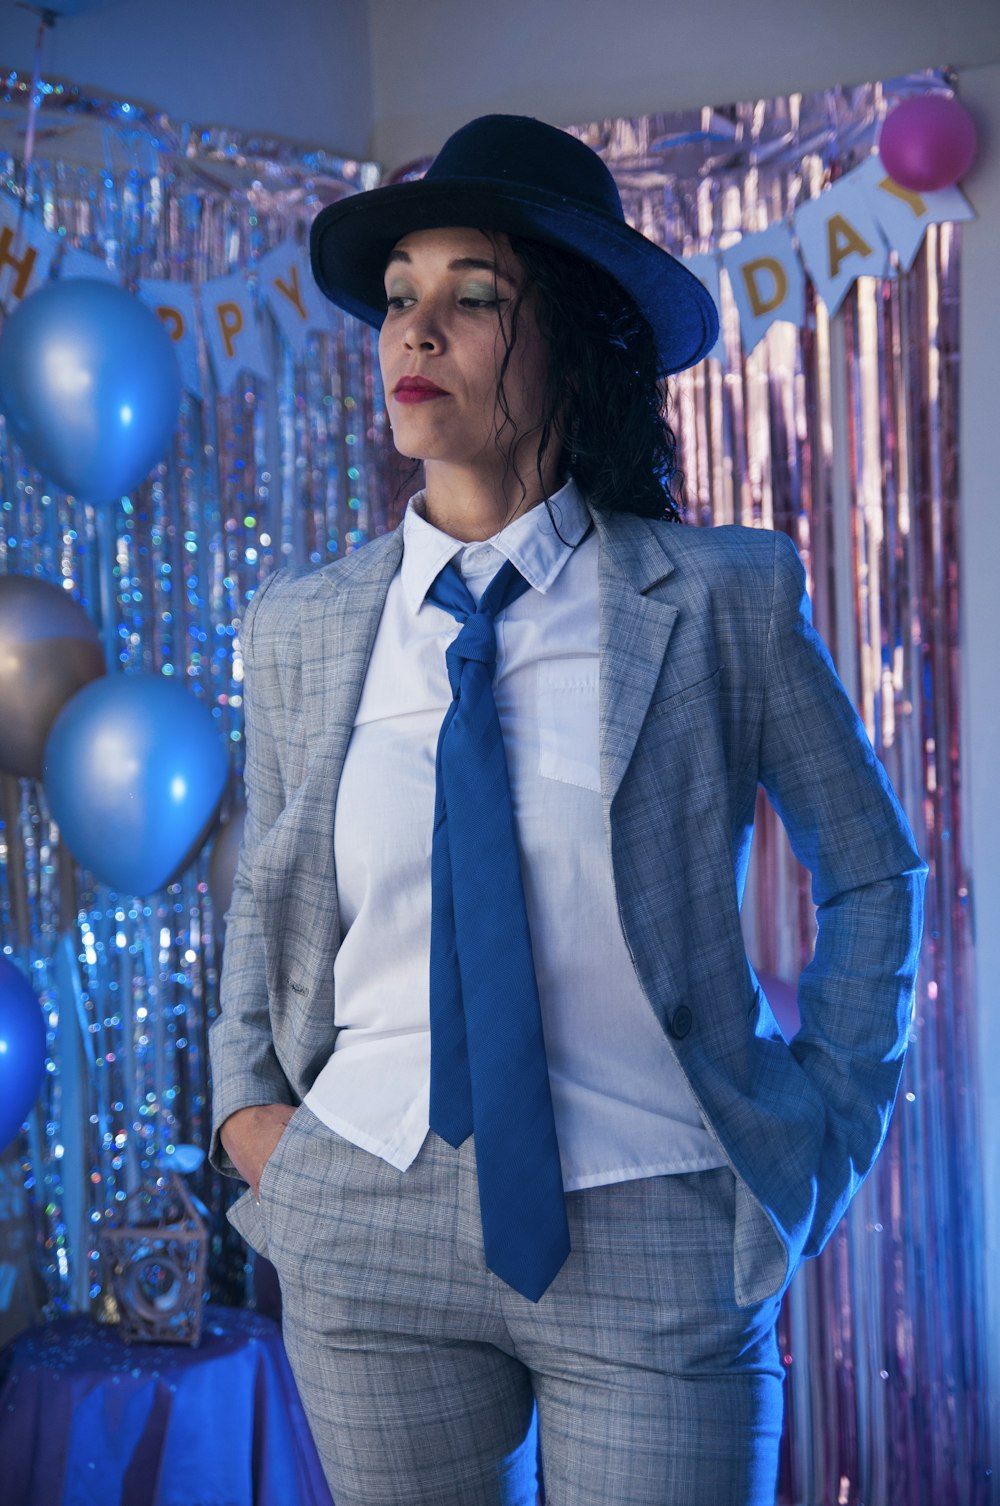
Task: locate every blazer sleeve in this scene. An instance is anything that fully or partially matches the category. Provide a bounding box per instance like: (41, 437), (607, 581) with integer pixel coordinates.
(758, 530), (927, 1257)
(208, 570), (296, 1179)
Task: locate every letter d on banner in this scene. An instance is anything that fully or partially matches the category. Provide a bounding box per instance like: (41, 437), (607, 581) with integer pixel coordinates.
(743, 259), (787, 317)
(722, 222), (805, 352)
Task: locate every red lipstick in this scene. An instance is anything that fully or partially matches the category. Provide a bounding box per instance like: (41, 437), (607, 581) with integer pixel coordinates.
(393, 375), (449, 404)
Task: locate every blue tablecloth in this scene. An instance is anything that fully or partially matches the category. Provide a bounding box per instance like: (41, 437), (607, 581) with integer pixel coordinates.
(0, 1304), (334, 1506)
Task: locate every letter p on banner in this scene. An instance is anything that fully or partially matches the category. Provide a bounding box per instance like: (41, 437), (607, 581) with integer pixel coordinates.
(201, 271), (270, 392)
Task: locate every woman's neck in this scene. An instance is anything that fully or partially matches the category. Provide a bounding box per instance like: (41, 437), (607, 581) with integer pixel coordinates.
(421, 448), (564, 543)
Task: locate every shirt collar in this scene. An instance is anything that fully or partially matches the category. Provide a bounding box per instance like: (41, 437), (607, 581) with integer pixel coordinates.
(400, 476), (591, 615)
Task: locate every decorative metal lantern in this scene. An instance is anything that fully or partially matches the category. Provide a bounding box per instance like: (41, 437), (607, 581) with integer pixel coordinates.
(98, 1172), (208, 1345)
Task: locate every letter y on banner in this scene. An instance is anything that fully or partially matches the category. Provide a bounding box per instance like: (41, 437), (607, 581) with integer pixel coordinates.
(257, 242), (331, 355)
(852, 153), (975, 271)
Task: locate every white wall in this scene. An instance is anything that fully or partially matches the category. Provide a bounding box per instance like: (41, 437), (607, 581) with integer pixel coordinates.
(367, 0), (1000, 166)
(956, 59), (1000, 1473)
(1, 0), (374, 159)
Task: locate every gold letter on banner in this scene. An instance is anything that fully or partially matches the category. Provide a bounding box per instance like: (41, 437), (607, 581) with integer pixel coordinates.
(0, 227), (38, 303)
(877, 177), (929, 218)
(155, 306), (186, 342)
(217, 301), (244, 359)
(273, 263), (308, 322)
(742, 258), (788, 318)
(827, 214), (874, 278)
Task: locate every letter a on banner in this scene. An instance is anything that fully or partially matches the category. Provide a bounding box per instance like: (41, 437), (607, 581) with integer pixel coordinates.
(0, 201), (57, 310)
(721, 222), (805, 352)
(794, 174), (890, 314)
(136, 279), (204, 399)
(202, 271), (271, 392)
(257, 242), (330, 355)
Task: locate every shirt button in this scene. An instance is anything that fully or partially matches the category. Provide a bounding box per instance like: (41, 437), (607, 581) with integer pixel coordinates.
(668, 1005), (693, 1039)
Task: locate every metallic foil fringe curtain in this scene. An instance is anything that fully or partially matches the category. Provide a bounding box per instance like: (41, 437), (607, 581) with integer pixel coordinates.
(0, 65), (988, 1506)
(573, 74), (985, 1505)
(0, 77), (390, 1318)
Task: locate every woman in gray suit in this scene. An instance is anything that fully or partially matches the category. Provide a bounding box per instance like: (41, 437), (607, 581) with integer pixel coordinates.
(212, 114), (925, 1506)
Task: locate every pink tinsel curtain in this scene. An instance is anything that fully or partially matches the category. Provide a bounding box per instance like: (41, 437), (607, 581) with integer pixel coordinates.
(575, 71), (984, 1506)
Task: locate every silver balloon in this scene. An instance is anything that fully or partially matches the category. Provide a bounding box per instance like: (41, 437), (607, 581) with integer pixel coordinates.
(0, 575), (105, 778)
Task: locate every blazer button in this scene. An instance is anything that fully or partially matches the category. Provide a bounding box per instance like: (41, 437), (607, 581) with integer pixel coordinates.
(669, 1005), (693, 1039)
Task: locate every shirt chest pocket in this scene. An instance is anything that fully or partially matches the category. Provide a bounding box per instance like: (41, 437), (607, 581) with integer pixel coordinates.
(536, 660), (602, 794)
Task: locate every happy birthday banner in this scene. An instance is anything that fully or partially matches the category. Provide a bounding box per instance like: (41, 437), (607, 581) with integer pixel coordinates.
(0, 209), (335, 395)
(688, 154), (974, 354)
(0, 151), (975, 378)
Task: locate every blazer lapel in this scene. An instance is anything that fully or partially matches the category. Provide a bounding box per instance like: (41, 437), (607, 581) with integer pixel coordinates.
(587, 502), (680, 807)
(253, 527), (405, 965)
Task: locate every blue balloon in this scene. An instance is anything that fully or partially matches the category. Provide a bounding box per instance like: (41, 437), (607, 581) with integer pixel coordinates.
(0, 956), (47, 1154)
(42, 674), (229, 895)
(0, 278), (181, 504)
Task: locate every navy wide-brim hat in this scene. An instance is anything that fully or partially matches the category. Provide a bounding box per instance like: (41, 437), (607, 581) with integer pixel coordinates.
(310, 114), (719, 376)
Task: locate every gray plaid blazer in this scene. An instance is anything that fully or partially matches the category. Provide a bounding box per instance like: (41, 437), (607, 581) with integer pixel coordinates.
(209, 501), (926, 1306)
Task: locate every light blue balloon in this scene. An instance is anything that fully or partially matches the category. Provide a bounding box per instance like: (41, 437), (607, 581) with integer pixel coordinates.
(0, 956), (47, 1154)
(0, 278), (181, 505)
(42, 674), (229, 895)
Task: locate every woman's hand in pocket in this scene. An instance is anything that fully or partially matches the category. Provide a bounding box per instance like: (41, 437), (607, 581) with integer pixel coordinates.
(220, 1103), (296, 1201)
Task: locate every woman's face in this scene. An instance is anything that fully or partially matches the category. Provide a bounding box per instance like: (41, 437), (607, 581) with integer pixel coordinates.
(377, 226), (551, 479)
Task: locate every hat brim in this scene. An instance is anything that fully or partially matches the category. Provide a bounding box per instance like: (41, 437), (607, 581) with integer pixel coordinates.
(310, 178), (718, 376)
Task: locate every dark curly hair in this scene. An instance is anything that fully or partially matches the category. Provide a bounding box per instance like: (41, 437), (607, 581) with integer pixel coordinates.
(494, 232), (686, 526)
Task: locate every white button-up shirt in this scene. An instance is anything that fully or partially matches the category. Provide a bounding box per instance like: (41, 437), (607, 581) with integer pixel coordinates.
(304, 478), (726, 1190)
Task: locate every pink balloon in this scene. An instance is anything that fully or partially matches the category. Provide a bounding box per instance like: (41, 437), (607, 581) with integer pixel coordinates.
(878, 95), (977, 192)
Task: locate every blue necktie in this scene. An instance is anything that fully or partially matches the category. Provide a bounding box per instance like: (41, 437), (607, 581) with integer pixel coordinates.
(426, 553), (571, 1302)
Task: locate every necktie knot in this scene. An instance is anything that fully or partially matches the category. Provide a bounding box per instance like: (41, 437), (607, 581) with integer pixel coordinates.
(427, 555), (533, 698)
(444, 612), (497, 693)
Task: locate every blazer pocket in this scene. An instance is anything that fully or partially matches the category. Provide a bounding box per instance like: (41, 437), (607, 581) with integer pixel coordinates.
(644, 665), (721, 723)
